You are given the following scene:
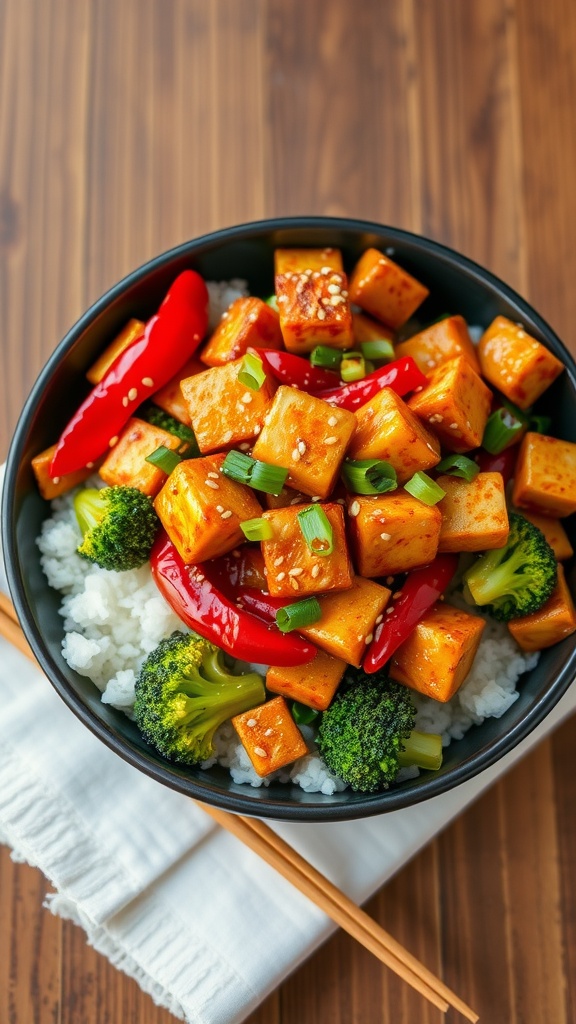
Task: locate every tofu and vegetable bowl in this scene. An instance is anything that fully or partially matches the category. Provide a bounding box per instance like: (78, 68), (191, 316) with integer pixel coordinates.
(4, 218), (576, 821)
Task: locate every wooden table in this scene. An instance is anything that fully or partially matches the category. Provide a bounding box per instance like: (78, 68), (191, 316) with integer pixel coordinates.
(1, 2), (575, 1021)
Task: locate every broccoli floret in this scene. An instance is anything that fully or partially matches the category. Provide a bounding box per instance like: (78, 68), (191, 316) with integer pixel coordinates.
(134, 631), (265, 765)
(317, 675), (442, 792)
(463, 512), (557, 622)
(74, 485), (159, 571)
(142, 404), (199, 458)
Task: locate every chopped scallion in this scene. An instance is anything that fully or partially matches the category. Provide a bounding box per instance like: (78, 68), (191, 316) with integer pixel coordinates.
(310, 345), (343, 369)
(237, 352), (266, 391)
(240, 517), (274, 542)
(529, 414), (552, 434)
(404, 471), (446, 505)
(145, 446), (182, 475)
(276, 597), (322, 633)
(360, 339), (395, 363)
(436, 454), (480, 482)
(482, 404), (527, 454)
(340, 351), (366, 382)
(341, 458), (398, 495)
(297, 505), (334, 556)
(221, 450), (288, 495)
(292, 702), (320, 725)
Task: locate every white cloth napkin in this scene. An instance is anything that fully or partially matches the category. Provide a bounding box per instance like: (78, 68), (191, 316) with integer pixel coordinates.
(1, 467), (574, 1023)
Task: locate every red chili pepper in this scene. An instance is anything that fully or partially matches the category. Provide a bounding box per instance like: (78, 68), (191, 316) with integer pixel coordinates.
(150, 532), (316, 667)
(363, 554), (459, 674)
(256, 348), (340, 393)
(50, 270), (209, 477)
(475, 446), (518, 486)
(316, 356), (428, 410)
(235, 588), (286, 621)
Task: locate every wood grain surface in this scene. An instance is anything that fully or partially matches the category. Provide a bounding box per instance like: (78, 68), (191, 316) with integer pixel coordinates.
(1, 1), (575, 1021)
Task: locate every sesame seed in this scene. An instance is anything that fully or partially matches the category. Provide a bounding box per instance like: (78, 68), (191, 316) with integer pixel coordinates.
(311, 564), (321, 578)
(216, 504), (224, 513)
(290, 578), (299, 591)
(386, 577), (394, 585)
(298, 440), (306, 455)
(205, 480), (219, 490)
(142, 377), (154, 387)
(324, 436), (338, 445)
(357, 634), (364, 642)
(128, 387), (138, 401)
(349, 501), (360, 516)
(289, 567), (303, 576)
(122, 396), (129, 407)
(380, 532), (391, 540)
(427, 359), (436, 368)
(375, 614), (384, 624)
(342, 290), (348, 297)
(264, 728), (274, 736)
(273, 555), (284, 567)
(241, 393), (253, 404)
(327, 283), (341, 295)
(248, 312), (258, 323)
(386, 607), (395, 615)
(277, 572), (286, 581)
(317, 309), (326, 321)
(86, 462), (94, 469)
(246, 719), (257, 728)
(220, 510), (233, 520)
(365, 633), (373, 644)
(254, 425), (261, 434)
(222, 430), (233, 442)
(239, 442), (251, 451)
(311, 496), (322, 502)
(292, 448), (301, 461)
(207, 471), (220, 479)
(331, 295), (345, 305)
(336, 497), (346, 505)
(449, 422), (459, 429)
(254, 747), (267, 758)
(232, 550), (241, 558)
(327, 415), (338, 427)
(51, 476), (61, 484)
(392, 591), (402, 600)
(109, 436), (119, 447)
(321, 266), (332, 274)
(290, 496), (301, 505)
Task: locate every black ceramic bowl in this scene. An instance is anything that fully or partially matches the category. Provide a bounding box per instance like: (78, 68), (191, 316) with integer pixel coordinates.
(3, 217), (576, 821)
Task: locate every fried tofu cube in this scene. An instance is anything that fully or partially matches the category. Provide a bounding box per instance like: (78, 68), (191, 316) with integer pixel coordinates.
(154, 453), (262, 562)
(300, 576), (391, 667)
(516, 510), (574, 561)
(407, 356), (492, 453)
(507, 564), (576, 652)
(264, 486), (309, 510)
(394, 315), (481, 375)
(348, 248), (429, 329)
(232, 696), (308, 776)
(275, 266), (354, 354)
(266, 650), (347, 711)
(347, 493), (442, 577)
(348, 388), (441, 483)
(98, 417), (183, 497)
(511, 432), (576, 518)
(261, 502), (353, 598)
(351, 310), (395, 344)
(478, 315), (564, 410)
(252, 386), (356, 498)
(151, 355), (206, 426)
(217, 546), (269, 590)
(274, 247), (343, 276)
(180, 359), (276, 454)
(437, 472), (509, 552)
(31, 444), (95, 500)
(86, 318), (145, 384)
(389, 603), (486, 702)
(200, 297), (283, 367)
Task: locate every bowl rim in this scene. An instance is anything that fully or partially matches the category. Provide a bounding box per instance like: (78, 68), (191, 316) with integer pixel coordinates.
(3, 215), (576, 821)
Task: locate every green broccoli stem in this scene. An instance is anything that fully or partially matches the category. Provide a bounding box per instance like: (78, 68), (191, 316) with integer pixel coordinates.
(465, 545), (528, 606)
(73, 488), (105, 535)
(395, 730), (443, 771)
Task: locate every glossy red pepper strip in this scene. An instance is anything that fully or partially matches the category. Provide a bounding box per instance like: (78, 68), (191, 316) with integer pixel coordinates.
(475, 446), (518, 487)
(150, 532), (316, 667)
(316, 356), (428, 411)
(362, 555), (459, 674)
(256, 348), (340, 393)
(50, 270), (209, 477)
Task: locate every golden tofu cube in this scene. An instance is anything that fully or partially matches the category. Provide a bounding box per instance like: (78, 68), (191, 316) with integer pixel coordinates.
(516, 509), (574, 561)
(348, 387), (441, 483)
(507, 564), (576, 652)
(348, 248), (429, 329)
(274, 247), (343, 276)
(86, 318), (145, 384)
(351, 310), (395, 344)
(266, 650), (347, 711)
(300, 576), (391, 667)
(200, 297), (283, 367)
(408, 356), (492, 453)
(511, 432), (576, 518)
(261, 502), (353, 598)
(31, 444), (95, 500)
(252, 386), (356, 498)
(478, 315), (564, 410)
(394, 315), (481, 375)
(98, 417), (183, 497)
(180, 358), (276, 454)
(347, 493), (442, 577)
(437, 473), (509, 552)
(389, 603), (486, 702)
(154, 453), (262, 563)
(275, 266), (354, 354)
(151, 355), (206, 426)
(232, 696), (308, 777)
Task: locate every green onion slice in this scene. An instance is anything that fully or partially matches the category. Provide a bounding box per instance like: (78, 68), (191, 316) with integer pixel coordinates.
(404, 471), (446, 505)
(276, 597), (322, 633)
(340, 351), (366, 382)
(341, 458), (398, 495)
(529, 414), (552, 434)
(237, 352), (266, 391)
(310, 345), (343, 369)
(436, 454), (480, 482)
(240, 517), (274, 542)
(292, 702), (320, 725)
(297, 505), (334, 556)
(221, 450), (288, 496)
(145, 446), (182, 475)
(360, 339), (395, 363)
(482, 405), (527, 454)
(265, 294), (278, 311)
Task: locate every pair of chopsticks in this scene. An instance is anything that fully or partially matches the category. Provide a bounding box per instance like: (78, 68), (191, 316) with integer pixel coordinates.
(0, 592), (478, 1020)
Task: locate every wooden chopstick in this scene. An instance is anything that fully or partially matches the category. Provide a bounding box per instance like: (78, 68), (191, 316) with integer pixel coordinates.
(0, 595), (478, 1021)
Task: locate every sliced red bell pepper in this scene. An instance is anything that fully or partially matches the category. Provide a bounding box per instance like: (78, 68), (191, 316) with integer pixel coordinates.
(256, 348), (340, 393)
(363, 554), (459, 674)
(316, 356), (428, 410)
(50, 270), (209, 477)
(150, 532), (316, 666)
(475, 446), (518, 487)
